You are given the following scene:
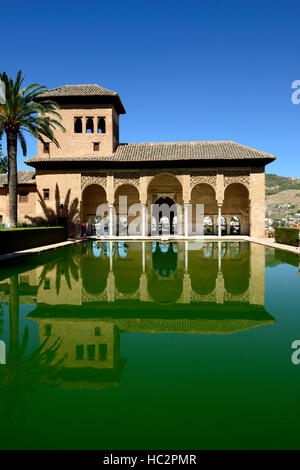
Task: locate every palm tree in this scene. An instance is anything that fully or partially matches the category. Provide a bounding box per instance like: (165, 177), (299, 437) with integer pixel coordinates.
(25, 183), (80, 234)
(38, 247), (80, 295)
(0, 71), (65, 227)
(0, 275), (67, 421)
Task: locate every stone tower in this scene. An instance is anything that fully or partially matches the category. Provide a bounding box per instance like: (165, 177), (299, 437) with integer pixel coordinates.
(36, 84), (126, 157)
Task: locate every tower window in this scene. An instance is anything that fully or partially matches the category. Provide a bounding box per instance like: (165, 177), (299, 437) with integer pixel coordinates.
(43, 188), (50, 200)
(93, 142), (100, 151)
(19, 192), (29, 203)
(86, 117), (94, 133)
(43, 142), (50, 153)
(74, 117), (82, 133)
(99, 344), (107, 361)
(97, 117), (106, 134)
(87, 344), (96, 361)
(76, 345), (84, 360)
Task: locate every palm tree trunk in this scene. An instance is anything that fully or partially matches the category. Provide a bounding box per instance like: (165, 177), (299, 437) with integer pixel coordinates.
(7, 131), (18, 228)
(9, 275), (19, 360)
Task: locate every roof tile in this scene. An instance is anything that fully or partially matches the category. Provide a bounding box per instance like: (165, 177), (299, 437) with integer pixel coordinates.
(25, 141), (275, 166)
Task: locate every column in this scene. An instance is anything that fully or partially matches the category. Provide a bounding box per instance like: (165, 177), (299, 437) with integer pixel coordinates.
(249, 169), (265, 238)
(184, 203), (189, 237)
(218, 240), (222, 270)
(107, 271), (115, 302)
(141, 203), (147, 237)
(109, 204), (114, 237)
(109, 241), (113, 270)
(218, 204), (222, 237)
(142, 241), (146, 272)
(216, 241), (224, 303)
(249, 243), (265, 305)
(182, 273), (191, 303)
(185, 240), (188, 272)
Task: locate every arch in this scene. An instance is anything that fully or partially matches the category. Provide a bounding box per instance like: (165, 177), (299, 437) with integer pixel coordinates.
(81, 243), (109, 294)
(147, 173), (183, 203)
(152, 242), (178, 277)
(82, 184), (107, 235)
(114, 184), (141, 235)
(74, 117), (82, 133)
(114, 242), (142, 294)
(230, 216), (241, 235)
(97, 117), (106, 134)
(153, 196), (178, 235)
(220, 216), (227, 236)
(223, 183), (250, 235)
(222, 248), (250, 295)
(147, 174), (183, 236)
(147, 172), (183, 193)
(148, 242), (182, 303)
(229, 241), (241, 258)
(204, 216), (213, 235)
(190, 183), (217, 235)
(188, 246), (218, 295)
(86, 117), (94, 133)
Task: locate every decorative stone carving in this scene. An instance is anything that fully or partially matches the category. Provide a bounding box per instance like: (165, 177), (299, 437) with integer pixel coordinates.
(224, 171), (250, 189)
(190, 172), (217, 190)
(224, 288), (250, 303)
(190, 288), (217, 303)
(81, 173), (107, 191)
(113, 173), (140, 191)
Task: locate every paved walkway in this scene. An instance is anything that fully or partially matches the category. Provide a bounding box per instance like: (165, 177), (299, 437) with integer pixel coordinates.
(247, 237), (300, 256)
(0, 238), (82, 264)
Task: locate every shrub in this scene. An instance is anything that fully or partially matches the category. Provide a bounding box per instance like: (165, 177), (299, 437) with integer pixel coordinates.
(275, 227), (299, 247)
(0, 226), (67, 254)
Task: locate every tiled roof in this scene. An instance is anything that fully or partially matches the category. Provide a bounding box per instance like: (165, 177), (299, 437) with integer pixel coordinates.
(36, 84), (126, 114)
(37, 84), (118, 98)
(0, 170), (35, 188)
(25, 141), (276, 166)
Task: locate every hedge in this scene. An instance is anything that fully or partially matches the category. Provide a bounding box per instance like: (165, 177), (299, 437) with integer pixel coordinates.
(274, 227), (299, 247)
(0, 226), (67, 254)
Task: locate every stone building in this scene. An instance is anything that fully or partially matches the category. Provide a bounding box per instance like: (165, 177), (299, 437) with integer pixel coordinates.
(1, 83), (276, 237)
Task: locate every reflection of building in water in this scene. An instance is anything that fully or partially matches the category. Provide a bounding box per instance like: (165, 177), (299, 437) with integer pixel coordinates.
(0, 241), (275, 390)
(28, 241), (274, 337)
(77, 241), (266, 308)
(35, 319), (125, 390)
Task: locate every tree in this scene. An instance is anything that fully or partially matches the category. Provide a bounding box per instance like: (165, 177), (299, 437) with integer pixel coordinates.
(0, 71), (65, 227)
(0, 275), (66, 421)
(0, 129), (8, 173)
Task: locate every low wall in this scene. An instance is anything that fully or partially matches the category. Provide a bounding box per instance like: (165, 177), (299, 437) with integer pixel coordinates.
(0, 227), (67, 254)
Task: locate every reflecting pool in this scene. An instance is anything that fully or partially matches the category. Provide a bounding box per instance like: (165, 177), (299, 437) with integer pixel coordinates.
(0, 241), (300, 449)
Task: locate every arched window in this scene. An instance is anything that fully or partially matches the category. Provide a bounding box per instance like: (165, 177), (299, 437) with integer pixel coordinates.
(86, 117), (94, 133)
(230, 216), (241, 235)
(74, 117), (82, 133)
(97, 117), (106, 134)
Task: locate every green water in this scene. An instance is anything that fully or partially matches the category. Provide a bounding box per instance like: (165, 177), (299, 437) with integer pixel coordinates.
(0, 240), (300, 449)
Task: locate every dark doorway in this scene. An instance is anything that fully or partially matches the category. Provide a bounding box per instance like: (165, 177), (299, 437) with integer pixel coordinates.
(153, 197), (177, 235)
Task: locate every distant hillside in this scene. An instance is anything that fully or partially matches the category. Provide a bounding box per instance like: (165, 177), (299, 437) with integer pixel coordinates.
(265, 173), (300, 219)
(266, 173), (300, 195)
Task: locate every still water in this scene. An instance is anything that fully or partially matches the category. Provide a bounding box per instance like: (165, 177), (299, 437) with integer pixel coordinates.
(0, 240), (300, 449)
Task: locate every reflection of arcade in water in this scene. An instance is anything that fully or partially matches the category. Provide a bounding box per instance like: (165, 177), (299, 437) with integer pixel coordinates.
(0, 241), (274, 391)
(70, 240), (266, 309)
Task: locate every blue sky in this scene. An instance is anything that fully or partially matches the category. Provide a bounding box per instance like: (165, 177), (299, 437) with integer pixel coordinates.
(1, 0), (300, 176)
